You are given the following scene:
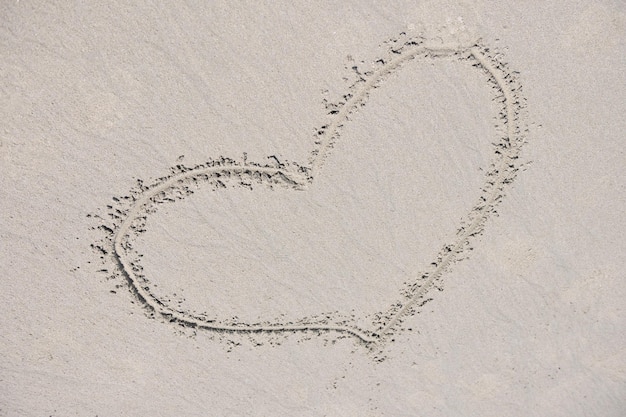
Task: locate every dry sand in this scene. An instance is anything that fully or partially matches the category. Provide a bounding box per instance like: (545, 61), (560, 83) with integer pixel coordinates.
(1, 1), (625, 416)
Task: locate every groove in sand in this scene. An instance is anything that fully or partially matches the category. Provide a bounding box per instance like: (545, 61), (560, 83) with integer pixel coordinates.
(104, 36), (527, 347)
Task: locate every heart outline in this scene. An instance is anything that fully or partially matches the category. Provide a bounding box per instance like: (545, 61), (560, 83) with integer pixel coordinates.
(100, 35), (526, 346)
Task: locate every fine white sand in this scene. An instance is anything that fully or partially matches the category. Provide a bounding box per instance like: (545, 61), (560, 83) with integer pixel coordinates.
(1, 1), (624, 416)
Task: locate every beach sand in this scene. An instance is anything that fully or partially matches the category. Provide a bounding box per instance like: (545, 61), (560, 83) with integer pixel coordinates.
(1, 1), (624, 415)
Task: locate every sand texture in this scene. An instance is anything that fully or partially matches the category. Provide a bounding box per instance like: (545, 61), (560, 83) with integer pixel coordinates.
(1, 1), (625, 416)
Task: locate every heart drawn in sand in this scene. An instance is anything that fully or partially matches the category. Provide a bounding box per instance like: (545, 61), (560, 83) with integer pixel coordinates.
(96, 34), (526, 347)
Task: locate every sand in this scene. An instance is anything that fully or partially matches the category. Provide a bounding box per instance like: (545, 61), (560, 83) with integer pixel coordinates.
(1, 1), (624, 416)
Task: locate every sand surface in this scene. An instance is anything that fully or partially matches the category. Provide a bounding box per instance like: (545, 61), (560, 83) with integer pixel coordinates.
(1, 1), (625, 416)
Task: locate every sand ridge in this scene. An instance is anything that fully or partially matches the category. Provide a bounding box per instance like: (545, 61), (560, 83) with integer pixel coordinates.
(92, 33), (527, 349)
